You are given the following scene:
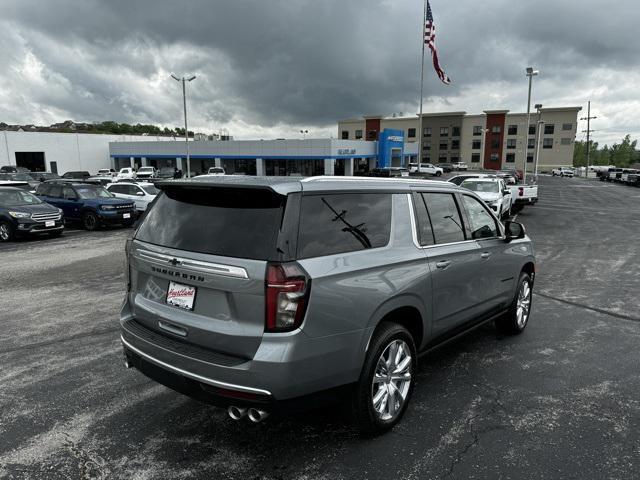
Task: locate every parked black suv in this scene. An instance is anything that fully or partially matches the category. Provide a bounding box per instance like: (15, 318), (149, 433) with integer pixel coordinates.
(62, 171), (91, 179)
(36, 181), (135, 230)
(0, 187), (64, 241)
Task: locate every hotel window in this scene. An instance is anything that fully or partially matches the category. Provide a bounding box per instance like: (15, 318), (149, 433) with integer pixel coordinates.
(544, 124), (555, 135)
(451, 139), (460, 150)
(439, 141), (448, 150)
(529, 125), (536, 135)
(561, 138), (572, 145)
(472, 140), (481, 150)
(491, 139), (500, 149)
(506, 153), (516, 163)
(355, 130), (363, 139)
(473, 125), (483, 136)
(562, 123), (573, 131)
(491, 125), (501, 134)
(367, 130), (377, 140)
(423, 142), (431, 150)
(408, 128), (416, 138)
(423, 127), (432, 137)
(490, 153), (499, 161)
(452, 126), (461, 137)
(471, 153), (481, 163)
(527, 138), (535, 149)
(506, 139), (516, 149)
(440, 127), (449, 136)
(439, 154), (447, 162)
(424, 154), (431, 161)
(450, 156), (459, 163)
(341, 131), (349, 140)
(543, 138), (554, 149)
(508, 125), (518, 135)
(527, 155), (534, 163)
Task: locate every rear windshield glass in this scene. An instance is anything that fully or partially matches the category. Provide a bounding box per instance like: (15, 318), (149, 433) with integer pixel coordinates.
(297, 193), (392, 259)
(135, 186), (287, 260)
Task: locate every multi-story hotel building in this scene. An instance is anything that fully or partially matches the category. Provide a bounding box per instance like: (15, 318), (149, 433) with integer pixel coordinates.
(338, 107), (582, 171)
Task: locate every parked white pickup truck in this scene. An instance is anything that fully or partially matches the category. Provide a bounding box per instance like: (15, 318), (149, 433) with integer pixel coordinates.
(408, 163), (443, 176)
(449, 173), (538, 213)
(552, 167), (574, 177)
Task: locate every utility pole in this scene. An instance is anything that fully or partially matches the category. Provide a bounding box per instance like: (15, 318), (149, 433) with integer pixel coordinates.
(580, 101), (597, 177)
(171, 74), (196, 177)
(523, 67), (539, 185)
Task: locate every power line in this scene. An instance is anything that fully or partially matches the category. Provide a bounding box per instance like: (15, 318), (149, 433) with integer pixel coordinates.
(580, 101), (597, 170)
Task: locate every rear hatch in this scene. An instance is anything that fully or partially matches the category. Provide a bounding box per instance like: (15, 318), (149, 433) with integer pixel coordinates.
(128, 181), (300, 360)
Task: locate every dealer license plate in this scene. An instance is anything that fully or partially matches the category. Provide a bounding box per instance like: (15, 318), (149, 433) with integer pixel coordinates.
(166, 281), (196, 310)
(45, 221), (55, 227)
(123, 213), (131, 219)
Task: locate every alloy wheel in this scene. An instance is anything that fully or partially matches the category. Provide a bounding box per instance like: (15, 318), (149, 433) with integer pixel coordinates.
(516, 280), (532, 328)
(371, 339), (412, 421)
(84, 214), (97, 230)
(0, 223), (10, 241)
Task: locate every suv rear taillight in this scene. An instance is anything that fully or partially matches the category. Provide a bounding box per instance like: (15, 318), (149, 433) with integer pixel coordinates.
(124, 237), (132, 292)
(265, 263), (310, 332)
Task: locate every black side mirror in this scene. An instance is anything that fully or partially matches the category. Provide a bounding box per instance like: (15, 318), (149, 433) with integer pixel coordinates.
(504, 221), (525, 242)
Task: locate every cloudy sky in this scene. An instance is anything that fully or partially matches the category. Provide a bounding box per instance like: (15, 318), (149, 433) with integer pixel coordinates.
(1, 0), (638, 145)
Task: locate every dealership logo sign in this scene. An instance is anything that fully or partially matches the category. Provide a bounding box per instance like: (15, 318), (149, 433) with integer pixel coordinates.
(337, 148), (357, 155)
(387, 136), (403, 142)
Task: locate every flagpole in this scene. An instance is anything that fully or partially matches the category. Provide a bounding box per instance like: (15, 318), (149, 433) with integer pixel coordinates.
(417, 0), (427, 174)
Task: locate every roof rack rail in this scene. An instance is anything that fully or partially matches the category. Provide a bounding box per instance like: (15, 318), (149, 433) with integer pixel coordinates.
(300, 176), (446, 185)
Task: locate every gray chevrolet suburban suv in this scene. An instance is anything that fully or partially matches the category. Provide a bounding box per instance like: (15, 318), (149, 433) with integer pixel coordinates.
(120, 176), (535, 433)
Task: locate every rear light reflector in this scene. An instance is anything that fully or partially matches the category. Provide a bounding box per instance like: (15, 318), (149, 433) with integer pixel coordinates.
(265, 263), (310, 332)
(518, 187), (524, 197)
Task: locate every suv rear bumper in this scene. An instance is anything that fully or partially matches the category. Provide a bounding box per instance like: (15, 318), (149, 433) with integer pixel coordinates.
(120, 310), (367, 405)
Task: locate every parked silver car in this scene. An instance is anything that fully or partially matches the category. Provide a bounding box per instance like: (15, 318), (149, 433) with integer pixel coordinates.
(120, 176), (535, 433)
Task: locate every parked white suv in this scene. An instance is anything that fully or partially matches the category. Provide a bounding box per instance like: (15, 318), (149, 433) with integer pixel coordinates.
(116, 167), (137, 180)
(552, 167), (574, 177)
(136, 166), (156, 179)
(207, 167), (226, 175)
(408, 163), (443, 177)
(106, 182), (159, 211)
(460, 177), (513, 218)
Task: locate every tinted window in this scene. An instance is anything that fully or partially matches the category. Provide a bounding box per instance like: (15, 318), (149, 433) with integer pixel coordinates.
(422, 193), (465, 244)
(76, 186), (112, 199)
(49, 185), (63, 198)
(62, 186), (76, 199)
(462, 195), (498, 239)
(142, 185), (159, 195)
(0, 189), (42, 206)
(412, 193), (434, 246)
(136, 186), (288, 260)
(36, 183), (51, 196)
(298, 193), (391, 259)
(108, 184), (126, 194)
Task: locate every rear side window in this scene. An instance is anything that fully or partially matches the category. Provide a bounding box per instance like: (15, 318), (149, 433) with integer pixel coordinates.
(297, 193), (392, 259)
(422, 193), (465, 244)
(135, 187), (288, 260)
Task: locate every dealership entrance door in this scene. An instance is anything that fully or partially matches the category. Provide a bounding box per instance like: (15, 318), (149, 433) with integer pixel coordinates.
(15, 152), (45, 172)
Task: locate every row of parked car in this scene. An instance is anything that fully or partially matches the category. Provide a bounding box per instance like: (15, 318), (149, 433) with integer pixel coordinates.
(599, 167), (640, 186)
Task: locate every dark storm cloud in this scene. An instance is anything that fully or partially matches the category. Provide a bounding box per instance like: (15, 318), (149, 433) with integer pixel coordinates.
(0, 0), (637, 141)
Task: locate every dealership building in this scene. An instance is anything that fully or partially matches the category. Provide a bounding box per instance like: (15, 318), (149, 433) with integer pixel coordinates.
(338, 107), (582, 171)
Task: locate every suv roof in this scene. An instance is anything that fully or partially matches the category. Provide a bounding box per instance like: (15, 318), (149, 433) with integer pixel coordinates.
(166, 176), (457, 195)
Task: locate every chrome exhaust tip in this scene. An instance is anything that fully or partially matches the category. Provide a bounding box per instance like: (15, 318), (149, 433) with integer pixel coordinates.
(227, 406), (247, 420)
(247, 408), (270, 423)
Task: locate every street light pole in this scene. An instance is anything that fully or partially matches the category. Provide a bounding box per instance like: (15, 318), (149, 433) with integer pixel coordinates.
(171, 73), (196, 178)
(523, 67), (539, 185)
(532, 104), (543, 181)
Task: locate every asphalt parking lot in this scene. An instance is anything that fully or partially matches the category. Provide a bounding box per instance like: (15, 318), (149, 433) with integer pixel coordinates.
(1, 176), (639, 479)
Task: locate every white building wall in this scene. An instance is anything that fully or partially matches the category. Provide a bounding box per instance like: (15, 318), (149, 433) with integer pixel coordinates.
(0, 131), (174, 174)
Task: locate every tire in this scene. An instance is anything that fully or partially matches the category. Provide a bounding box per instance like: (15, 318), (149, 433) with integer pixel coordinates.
(351, 322), (416, 435)
(82, 211), (99, 231)
(0, 221), (14, 242)
(496, 272), (533, 335)
(501, 203), (512, 220)
(435, 171), (442, 177)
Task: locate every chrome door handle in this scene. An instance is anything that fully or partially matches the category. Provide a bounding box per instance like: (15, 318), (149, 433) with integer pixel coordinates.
(480, 252), (492, 259)
(435, 260), (451, 269)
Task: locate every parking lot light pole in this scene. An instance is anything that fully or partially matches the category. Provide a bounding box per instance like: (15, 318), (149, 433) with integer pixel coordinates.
(171, 74), (196, 178)
(534, 120), (544, 181)
(523, 67), (539, 185)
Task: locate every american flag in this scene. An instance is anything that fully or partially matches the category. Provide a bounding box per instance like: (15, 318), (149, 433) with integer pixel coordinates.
(424, 0), (451, 85)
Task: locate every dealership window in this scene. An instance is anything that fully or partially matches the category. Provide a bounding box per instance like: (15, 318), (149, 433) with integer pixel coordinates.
(452, 126), (461, 137)
(527, 155), (534, 163)
(423, 142), (431, 151)
(423, 127), (432, 137)
(506, 139), (516, 149)
(543, 138), (554, 149)
(472, 140), (481, 150)
(528, 138), (535, 149)
(491, 126), (501, 134)
(561, 138), (572, 145)
(544, 124), (555, 135)
(440, 127), (449, 136)
(491, 139), (500, 149)
(341, 131), (349, 139)
(506, 153), (516, 163)
(508, 125), (518, 135)
(471, 153), (480, 163)
(439, 141), (448, 150)
(473, 126), (483, 136)
(562, 123), (573, 131)
(355, 130), (363, 139)
(490, 153), (499, 161)
(529, 125), (536, 135)
(451, 139), (460, 150)
(408, 128), (416, 138)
